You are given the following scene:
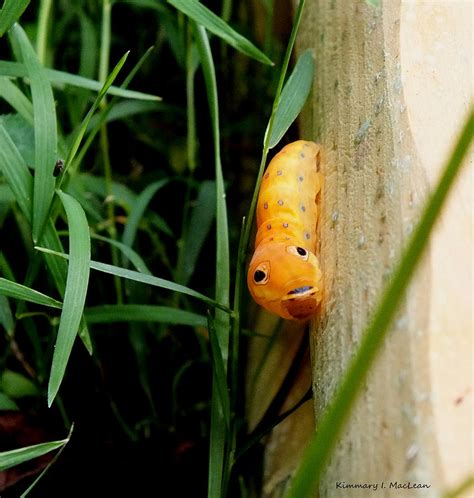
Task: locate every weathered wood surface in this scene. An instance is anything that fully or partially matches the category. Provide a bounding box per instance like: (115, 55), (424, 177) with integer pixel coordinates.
(258, 1), (472, 497)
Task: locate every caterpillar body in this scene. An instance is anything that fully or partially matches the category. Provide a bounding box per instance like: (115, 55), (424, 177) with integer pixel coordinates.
(247, 140), (323, 320)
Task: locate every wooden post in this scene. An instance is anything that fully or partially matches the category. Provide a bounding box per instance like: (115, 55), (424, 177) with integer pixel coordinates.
(293, 1), (473, 496)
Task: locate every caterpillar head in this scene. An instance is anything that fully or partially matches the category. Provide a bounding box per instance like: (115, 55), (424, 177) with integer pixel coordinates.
(247, 241), (323, 320)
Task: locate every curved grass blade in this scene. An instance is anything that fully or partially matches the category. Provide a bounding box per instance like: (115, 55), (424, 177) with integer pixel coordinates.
(58, 51), (130, 184)
(0, 278), (62, 308)
(34, 247), (232, 314)
(0, 60), (161, 101)
(48, 191), (91, 406)
(284, 109), (474, 498)
(175, 180), (216, 285)
(91, 233), (152, 274)
(0, 437), (68, 472)
(0, 76), (33, 123)
(169, 0), (272, 66)
(122, 179), (169, 250)
(0, 1), (30, 36)
(0, 123), (33, 220)
(11, 23), (57, 243)
(268, 49), (315, 149)
(85, 304), (207, 327)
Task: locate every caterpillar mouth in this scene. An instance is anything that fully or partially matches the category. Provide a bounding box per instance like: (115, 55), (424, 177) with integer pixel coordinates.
(286, 285), (313, 295)
(281, 286), (319, 320)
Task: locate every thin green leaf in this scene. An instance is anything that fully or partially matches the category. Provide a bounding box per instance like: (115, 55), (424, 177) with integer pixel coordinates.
(91, 233), (152, 274)
(34, 247), (232, 314)
(0, 1), (30, 36)
(0, 392), (18, 410)
(0, 438), (68, 472)
(0, 369), (39, 398)
(442, 475), (474, 498)
(207, 312), (231, 430)
(194, 23), (230, 498)
(0, 277), (62, 308)
(285, 109), (474, 498)
(0, 76), (34, 123)
(0, 60), (161, 100)
(269, 49), (315, 148)
(0, 294), (14, 336)
(122, 179), (169, 250)
(175, 180), (216, 285)
(169, 0), (272, 66)
(85, 100), (162, 131)
(11, 23), (57, 243)
(59, 51), (130, 183)
(0, 113), (34, 165)
(48, 191), (91, 406)
(85, 304), (207, 327)
(0, 123), (33, 220)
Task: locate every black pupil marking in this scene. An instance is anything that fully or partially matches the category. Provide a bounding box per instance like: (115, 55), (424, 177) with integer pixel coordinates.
(254, 270), (266, 282)
(300, 205), (306, 212)
(300, 152), (306, 158)
(305, 232), (311, 239)
(296, 247), (307, 256)
(283, 222), (288, 228)
(277, 200), (283, 206)
(298, 176), (304, 182)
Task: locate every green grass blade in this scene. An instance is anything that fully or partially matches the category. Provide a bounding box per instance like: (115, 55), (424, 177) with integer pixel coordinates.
(269, 49), (315, 149)
(0, 123), (33, 221)
(34, 247), (232, 314)
(122, 179), (169, 250)
(0, 438), (68, 472)
(207, 312), (231, 430)
(284, 109), (474, 498)
(442, 475), (474, 498)
(194, 23), (231, 498)
(59, 51), (130, 183)
(169, 0), (272, 66)
(0, 76), (34, 123)
(0, 294), (14, 336)
(0, 278), (62, 308)
(0, 61), (161, 101)
(91, 233), (152, 274)
(85, 100), (162, 131)
(48, 191), (91, 406)
(175, 180), (216, 285)
(85, 304), (207, 327)
(0, 1), (30, 36)
(11, 23), (57, 243)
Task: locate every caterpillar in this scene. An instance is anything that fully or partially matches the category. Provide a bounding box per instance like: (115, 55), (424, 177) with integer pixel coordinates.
(247, 140), (323, 320)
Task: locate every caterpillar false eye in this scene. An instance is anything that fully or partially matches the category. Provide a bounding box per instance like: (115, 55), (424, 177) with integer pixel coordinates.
(286, 245), (309, 260)
(247, 141), (324, 320)
(253, 263), (270, 285)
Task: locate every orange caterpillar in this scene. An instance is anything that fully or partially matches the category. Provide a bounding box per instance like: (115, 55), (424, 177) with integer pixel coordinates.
(247, 141), (323, 320)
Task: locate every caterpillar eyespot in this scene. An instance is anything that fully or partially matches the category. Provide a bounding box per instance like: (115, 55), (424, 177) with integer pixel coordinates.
(287, 245), (309, 260)
(253, 263), (270, 285)
(247, 140), (323, 321)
